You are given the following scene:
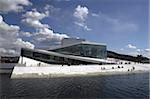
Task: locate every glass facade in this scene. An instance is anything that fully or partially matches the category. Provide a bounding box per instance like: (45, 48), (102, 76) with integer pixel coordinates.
(52, 44), (107, 59)
(21, 49), (65, 64)
(20, 42), (107, 65)
(21, 48), (94, 65)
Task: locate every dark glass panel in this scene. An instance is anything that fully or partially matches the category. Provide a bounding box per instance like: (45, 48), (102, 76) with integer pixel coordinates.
(52, 44), (107, 59)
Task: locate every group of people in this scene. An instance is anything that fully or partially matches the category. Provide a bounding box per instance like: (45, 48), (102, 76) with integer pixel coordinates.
(128, 66), (135, 72)
(101, 67), (106, 70)
(101, 65), (124, 70)
(111, 65), (124, 69)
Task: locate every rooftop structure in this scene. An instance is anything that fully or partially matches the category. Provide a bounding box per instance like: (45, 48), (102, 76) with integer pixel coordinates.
(61, 38), (85, 46)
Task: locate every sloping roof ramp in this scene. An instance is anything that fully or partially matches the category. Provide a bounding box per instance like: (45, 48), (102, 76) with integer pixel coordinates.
(21, 48), (115, 64)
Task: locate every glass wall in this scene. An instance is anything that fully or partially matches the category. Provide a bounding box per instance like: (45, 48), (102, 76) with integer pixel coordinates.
(52, 44), (107, 59)
(21, 48), (94, 65)
(21, 49), (65, 64)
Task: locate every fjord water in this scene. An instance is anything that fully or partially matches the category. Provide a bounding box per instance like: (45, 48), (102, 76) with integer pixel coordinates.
(0, 73), (149, 98)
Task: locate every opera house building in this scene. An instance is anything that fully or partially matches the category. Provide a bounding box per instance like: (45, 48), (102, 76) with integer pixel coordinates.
(20, 38), (115, 66)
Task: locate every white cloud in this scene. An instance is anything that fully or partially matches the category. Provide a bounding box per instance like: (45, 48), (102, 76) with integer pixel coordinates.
(74, 22), (91, 31)
(23, 9), (49, 20)
(33, 27), (69, 42)
(0, 15), (20, 42)
(22, 18), (49, 29)
(145, 48), (150, 52)
(15, 38), (35, 49)
(73, 5), (91, 31)
(0, 15), (34, 55)
(21, 31), (32, 37)
(74, 21), (84, 27)
(0, 0), (32, 13)
(0, 48), (19, 55)
(128, 49), (150, 58)
(121, 45), (150, 58)
(126, 44), (137, 49)
(22, 9), (69, 47)
(32, 28), (69, 48)
(74, 5), (89, 22)
(22, 9), (49, 29)
(91, 13), (99, 17)
(84, 25), (91, 31)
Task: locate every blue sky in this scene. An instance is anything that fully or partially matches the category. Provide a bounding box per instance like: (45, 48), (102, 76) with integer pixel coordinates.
(0, 0), (149, 57)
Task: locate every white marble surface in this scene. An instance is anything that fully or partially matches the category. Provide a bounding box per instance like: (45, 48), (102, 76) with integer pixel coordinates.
(11, 64), (150, 78)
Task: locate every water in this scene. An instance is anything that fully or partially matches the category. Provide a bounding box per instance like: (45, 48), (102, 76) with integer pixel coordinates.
(0, 73), (149, 98)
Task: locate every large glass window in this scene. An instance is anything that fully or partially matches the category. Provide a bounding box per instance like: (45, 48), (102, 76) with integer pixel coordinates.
(21, 49), (33, 57)
(21, 47), (106, 65)
(52, 44), (107, 59)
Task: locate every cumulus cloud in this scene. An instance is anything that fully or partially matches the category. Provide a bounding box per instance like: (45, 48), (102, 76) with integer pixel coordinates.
(23, 9), (49, 20)
(15, 38), (34, 49)
(73, 5), (91, 31)
(0, 0), (32, 13)
(21, 31), (32, 37)
(0, 15), (24, 41)
(0, 15), (19, 42)
(145, 48), (150, 52)
(128, 48), (150, 58)
(74, 5), (89, 22)
(126, 44), (137, 49)
(121, 44), (149, 58)
(33, 27), (69, 42)
(91, 13), (99, 17)
(123, 45), (150, 58)
(0, 48), (19, 55)
(0, 15), (34, 55)
(22, 9), (49, 29)
(22, 9), (69, 48)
